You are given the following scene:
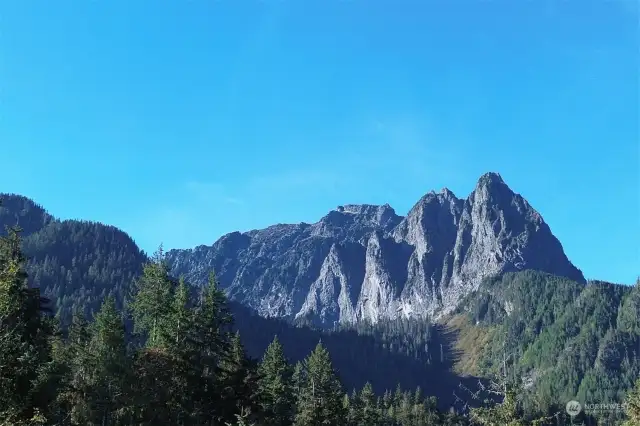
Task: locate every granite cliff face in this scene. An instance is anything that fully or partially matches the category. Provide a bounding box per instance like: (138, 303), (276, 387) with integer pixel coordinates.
(166, 173), (585, 327)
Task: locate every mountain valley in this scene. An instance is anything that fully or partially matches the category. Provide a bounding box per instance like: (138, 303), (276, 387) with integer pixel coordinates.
(1, 172), (638, 425)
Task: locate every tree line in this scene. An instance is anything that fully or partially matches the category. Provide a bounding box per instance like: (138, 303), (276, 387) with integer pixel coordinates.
(2, 225), (639, 425)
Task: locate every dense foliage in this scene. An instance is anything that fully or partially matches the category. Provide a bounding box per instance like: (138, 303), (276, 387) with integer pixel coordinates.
(458, 271), (640, 424)
(0, 194), (474, 407)
(1, 194), (146, 325)
(234, 303), (474, 407)
(1, 194), (638, 425)
(1, 232), (475, 425)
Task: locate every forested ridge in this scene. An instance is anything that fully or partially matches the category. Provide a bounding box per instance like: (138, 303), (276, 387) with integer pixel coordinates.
(452, 272), (640, 424)
(1, 228), (473, 425)
(0, 194), (146, 323)
(1, 194), (639, 425)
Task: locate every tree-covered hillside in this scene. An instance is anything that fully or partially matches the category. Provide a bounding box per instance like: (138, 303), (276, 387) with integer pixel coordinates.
(453, 271), (640, 424)
(1, 193), (638, 425)
(2, 231), (475, 425)
(0, 194), (54, 236)
(0, 194), (147, 324)
(0, 194), (476, 409)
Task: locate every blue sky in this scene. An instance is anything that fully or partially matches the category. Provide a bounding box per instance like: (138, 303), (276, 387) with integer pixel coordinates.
(1, 1), (638, 284)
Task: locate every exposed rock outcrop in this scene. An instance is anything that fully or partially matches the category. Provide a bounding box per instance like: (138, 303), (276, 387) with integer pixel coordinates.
(166, 173), (585, 327)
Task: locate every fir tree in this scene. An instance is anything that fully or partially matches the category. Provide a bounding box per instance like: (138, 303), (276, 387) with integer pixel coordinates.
(81, 296), (130, 425)
(128, 247), (173, 349)
(623, 378), (640, 426)
(258, 336), (293, 426)
(292, 361), (305, 397)
(219, 331), (262, 425)
(193, 271), (235, 422)
(0, 226), (53, 425)
(468, 378), (554, 426)
(345, 389), (359, 426)
(294, 341), (345, 426)
(52, 308), (91, 425)
(357, 382), (381, 426)
(161, 277), (199, 423)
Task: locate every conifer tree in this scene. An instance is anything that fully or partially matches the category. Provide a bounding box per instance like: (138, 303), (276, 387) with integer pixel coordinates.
(52, 308), (91, 425)
(469, 379), (538, 426)
(193, 271), (235, 422)
(382, 389), (392, 410)
(170, 277), (193, 350)
(126, 248), (193, 423)
(164, 277), (199, 423)
(344, 389), (359, 426)
(129, 269), (206, 424)
(195, 271), (233, 354)
(219, 331), (262, 425)
(80, 296), (129, 425)
(130, 344), (176, 424)
(129, 247), (173, 348)
(393, 383), (403, 408)
(357, 382), (381, 426)
(258, 336), (293, 426)
(294, 341), (345, 426)
(342, 393), (355, 426)
(0, 226), (53, 425)
(226, 406), (256, 426)
(43, 325), (70, 425)
(623, 378), (640, 426)
(292, 361), (305, 396)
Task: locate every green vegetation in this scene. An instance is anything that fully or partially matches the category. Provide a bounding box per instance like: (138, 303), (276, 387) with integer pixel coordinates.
(622, 378), (640, 426)
(460, 271), (640, 424)
(1, 231), (474, 425)
(1, 194), (638, 425)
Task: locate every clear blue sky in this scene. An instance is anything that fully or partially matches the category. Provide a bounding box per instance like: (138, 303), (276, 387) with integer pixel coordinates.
(1, 1), (638, 284)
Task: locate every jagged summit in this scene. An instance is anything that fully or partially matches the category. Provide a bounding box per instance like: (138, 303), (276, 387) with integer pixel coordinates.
(165, 173), (585, 327)
(477, 171), (505, 185)
(439, 187), (457, 198)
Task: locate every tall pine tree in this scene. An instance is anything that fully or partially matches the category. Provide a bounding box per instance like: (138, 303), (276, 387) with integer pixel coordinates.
(294, 341), (344, 426)
(71, 296), (130, 426)
(0, 226), (53, 425)
(219, 331), (262, 425)
(258, 336), (293, 426)
(623, 378), (640, 426)
(128, 247), (173, 349)
(192, 271), (235, 423)
(128, 249), (183, 424)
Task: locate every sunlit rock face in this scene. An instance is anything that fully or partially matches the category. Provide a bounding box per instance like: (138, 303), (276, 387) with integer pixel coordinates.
(166, 173), (585, 328)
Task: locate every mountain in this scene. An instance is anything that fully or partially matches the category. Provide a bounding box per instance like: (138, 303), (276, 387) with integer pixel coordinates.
(0, 193), (54, 235)
(1, 184), (637, 423)
(166, 172), (585, 328)
(0, 194), (147, 322)
(0, 192), (476, 408)
(450, 271), (640, 424)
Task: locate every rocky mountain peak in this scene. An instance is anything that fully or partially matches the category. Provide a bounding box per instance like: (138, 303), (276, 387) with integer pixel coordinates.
(313, 203), (401, 242)
(439, 187), (457, 200)
(166, 173), (586, 327)
(476, 171), (506, 187)
(335, 203), (399, 226)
